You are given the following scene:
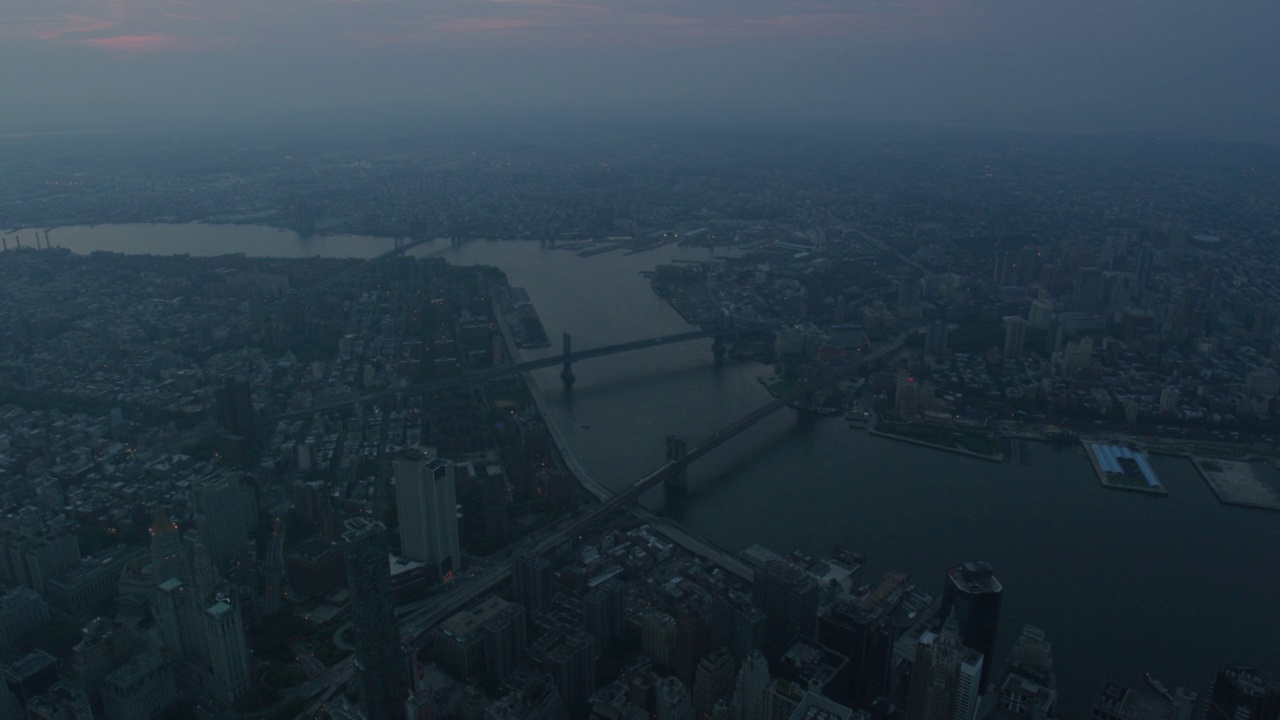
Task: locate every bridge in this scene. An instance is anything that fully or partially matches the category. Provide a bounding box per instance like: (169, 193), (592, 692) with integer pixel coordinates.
(258, 321), (777, 425)
(531, 333), (907, 551)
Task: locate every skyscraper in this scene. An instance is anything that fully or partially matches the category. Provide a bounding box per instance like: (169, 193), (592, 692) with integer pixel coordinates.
(953, 649), (984, 720)
(731, 650), (770, 720)
(202, 598), (250, 706)
(939, 563), (1002, 690)
(753, 560), (818, 658)
(189, 475), (249, 573)
(1204, 666), (1279, 720)
(394, 447), (460, 579)
(342, 518), (406, 720)
(214, 377), (256, 441)
(512, 550), (552, 615)
(818, 571), (907, 708)
(907, 614), (962, 720)
(1003, 316), (1028, 359)
(148, 511), (186, 585)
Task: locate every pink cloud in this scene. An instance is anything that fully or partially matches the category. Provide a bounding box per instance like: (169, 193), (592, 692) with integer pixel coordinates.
(74, 33), (191, 52)
(434, 16), (542, 33)
(15, 14), (117, 40)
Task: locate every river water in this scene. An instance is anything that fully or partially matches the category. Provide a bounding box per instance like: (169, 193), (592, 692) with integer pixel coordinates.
(10, 224), (1280, 715)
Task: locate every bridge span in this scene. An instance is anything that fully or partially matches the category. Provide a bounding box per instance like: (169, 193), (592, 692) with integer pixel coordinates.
(259, 322), (776, 425)
(531, 333), (907, 548)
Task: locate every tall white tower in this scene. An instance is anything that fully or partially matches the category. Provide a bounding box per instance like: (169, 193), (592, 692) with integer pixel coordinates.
(394, 446), (460, 578)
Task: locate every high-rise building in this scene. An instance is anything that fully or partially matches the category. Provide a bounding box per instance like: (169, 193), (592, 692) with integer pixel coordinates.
(342, 518), (406, 720)
(693, 649), (737, 718)
(939, 563), (1002, 690)
(953, 649), (984, 720)
(529, 629), (596, 709)
(731, 650), (770, 720)
(214, 377), (256, 441)
(24, 681), (93, 720)
(926, 322), (949, 357)
(395, 447), (460, 578)
(100, 653), (176, 720)
(584, 579), (626, 653)
(1005, 626), (1055, 688)
(0, 522), (80, 596)
(0, 586), (49, 655)
(818, 572), (907, 709)
(202, 597), (250, 705)
(482, 601), (528, 681)
(189, 475), (249, 573)
(906, 614), (962, 720)
(753, 560), (818, 658)
(657, 676), (696, 720)
(147, 511), (186, 585)
(1003, 317), (1028, 359)
(1089, 681), (1184, 720)
(1204, 666), (1279, 720)
(642, 612), (680, 671)
(512, 551), (552, 615)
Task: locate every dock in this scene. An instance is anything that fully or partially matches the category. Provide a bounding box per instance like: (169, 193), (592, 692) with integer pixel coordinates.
(1192, 458), (1280, 511)
(1085, 442), (1166, 495)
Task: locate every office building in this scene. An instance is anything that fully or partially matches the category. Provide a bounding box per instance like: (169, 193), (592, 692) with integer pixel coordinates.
(214, 377), (256, 441)
(1003, 316), (1028, 359)
(1204, 666), (1279, 720)
(754, 559), (818, 657)
(818, 572), (907, 708)
(1089, 682), (1182, 720)
(0, 523), (80, 596)
(342, 518), (406, 720)
(584, 579), (626, 652)
(732, 650), (771, 720)
(657, 676), (695, 720)
(953, 649), (984, 720)
(45, 548), (146, 613)
(906, 614), (963, 720)
(24, 682), (93, 720)
(395, 447), (461, 578)
(926, 321), (949, 356)
(148, 511), (186, 585)
(529, 629), (596, 709)
(693, 649), (737, 718)
(101, 653), (176, 720)
(283, 535), (343, 598)
(512, 550), (552, 615)
(788, 692), (858, 720)
(989, 625), (1056, 719)
(940, 563), (1002, 689)
(433, 595), (526, 676)
(3, 650), (59, 705)
(0, 585), (49, 655)
(189, 474), (249, 572)
(202, 597), (250, 705)
(642, 612), (680, 671)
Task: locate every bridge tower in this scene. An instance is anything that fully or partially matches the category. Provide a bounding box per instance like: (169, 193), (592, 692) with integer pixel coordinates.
(664, 435), (689, 492)
(560, 332), (576, 385)
(711, 310), (732, 363)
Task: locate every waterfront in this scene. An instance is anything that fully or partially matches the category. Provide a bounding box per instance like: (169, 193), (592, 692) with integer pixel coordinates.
(13, 223), (1280, 716)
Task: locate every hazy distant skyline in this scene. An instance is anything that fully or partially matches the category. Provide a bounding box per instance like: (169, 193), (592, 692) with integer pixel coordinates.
(4, 0), (1279, 141)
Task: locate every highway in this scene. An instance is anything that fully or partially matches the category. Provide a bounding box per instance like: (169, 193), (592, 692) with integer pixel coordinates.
(254, 332), (907, 716)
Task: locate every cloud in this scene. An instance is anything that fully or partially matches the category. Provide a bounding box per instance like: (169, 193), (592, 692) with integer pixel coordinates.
(74, 33), (191, 52)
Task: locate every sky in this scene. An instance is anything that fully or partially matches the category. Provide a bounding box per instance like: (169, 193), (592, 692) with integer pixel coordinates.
(2, 0), (1279, 140)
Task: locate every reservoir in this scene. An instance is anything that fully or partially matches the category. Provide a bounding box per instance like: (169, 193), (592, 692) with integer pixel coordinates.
(10, 223), (1280, 716)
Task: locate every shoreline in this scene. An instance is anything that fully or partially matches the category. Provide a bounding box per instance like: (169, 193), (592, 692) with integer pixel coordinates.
(866, 419), (1005, 463)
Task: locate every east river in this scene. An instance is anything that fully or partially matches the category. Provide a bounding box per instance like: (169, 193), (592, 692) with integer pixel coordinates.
(7, 224), (1280, 715)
